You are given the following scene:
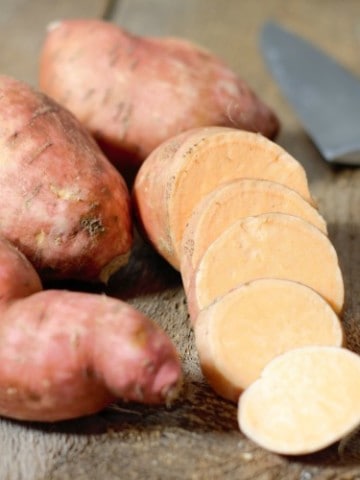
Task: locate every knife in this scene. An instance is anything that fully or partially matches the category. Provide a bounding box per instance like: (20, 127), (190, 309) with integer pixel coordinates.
(260, 21), (360, 165)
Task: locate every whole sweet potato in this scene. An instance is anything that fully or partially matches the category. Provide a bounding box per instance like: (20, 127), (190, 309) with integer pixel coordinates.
(0, 75), (132, 282)
(0, 236), (182, 422)
(39, 19), (279, 178)
(0, 237), (42, 301)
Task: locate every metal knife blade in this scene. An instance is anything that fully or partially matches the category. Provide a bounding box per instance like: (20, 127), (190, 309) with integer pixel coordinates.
(260, 21), (360, 165)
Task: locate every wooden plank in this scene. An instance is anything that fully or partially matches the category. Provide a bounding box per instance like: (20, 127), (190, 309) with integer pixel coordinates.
(0, 1), (359, 479)
(0, 0), (110, 85)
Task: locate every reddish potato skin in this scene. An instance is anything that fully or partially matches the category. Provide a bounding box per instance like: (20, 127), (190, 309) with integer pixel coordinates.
(39, 19), (280, 177)
(0, 237), (42, 301)
(132, 129), (198, 267)
(0, 238), (182, 422)
(0, 291), (182, 421)
(0, 75), (133, 282)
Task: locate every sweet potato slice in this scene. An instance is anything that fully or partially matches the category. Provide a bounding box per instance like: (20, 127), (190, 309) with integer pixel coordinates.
(133, 127), (313, 269)
(238, 346), (360, 455)
(181, 179), (327, 290)
(195, 279), (344, 402)
(188, 213), (344, 320)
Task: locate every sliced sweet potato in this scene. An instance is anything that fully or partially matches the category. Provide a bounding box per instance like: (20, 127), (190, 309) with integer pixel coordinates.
(195, 279), (344, 402)
(188, 213), (344, 320)
(133, 127), (313, 270)
(238, 346), (360, 455)
(181, 178), (327, 290)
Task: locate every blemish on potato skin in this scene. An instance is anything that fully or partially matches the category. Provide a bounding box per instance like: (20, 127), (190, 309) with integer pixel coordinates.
(142, 358), (156, 374)
(80, 216), (105, 237)
(50, 184), (82, 201)
(6, 387), (18, 396)
(27, 390), (42, 402)
(132, 328), (148, 348)
(99, 186), (112, 199)
(9, 130), (19, 142)
(83, 365), (96, 380)
(36, 308), (49, 325)
(25, 184), (42, 208)
(35, 230), (46, 247)
(54, 236), (62, 246)
(27, 141), (53, 164)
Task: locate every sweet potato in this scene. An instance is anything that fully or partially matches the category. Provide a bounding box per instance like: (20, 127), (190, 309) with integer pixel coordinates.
(195, 279), (344, 402)
(238, 346), (360, 455)
(0, 237), (42, 302)
(187, 213), (344, 320)
(0, 74), (132, 283)
(181, 178), (327, 290)
(0, 236), (182, 422)
(134, 127), (313, 269)
(39, 19), (279, 179)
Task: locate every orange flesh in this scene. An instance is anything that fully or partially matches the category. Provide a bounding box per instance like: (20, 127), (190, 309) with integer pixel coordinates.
(195, 279), (343, 402)
(193, 213), (344, 317)
(169, 128), (313, 266)
(133, 128), (207, 268)
(238, 346), (360, 455)
(180, 178), (326, 289)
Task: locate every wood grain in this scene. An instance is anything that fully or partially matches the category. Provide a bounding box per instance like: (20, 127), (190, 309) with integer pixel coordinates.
(0, 0), (360, 478)
(0, 0), (109, 85)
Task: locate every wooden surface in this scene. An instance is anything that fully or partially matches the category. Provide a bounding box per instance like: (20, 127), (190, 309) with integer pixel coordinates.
(1, 1), (360, 479)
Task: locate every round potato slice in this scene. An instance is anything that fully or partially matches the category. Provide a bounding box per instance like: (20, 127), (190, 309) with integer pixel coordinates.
(195, 278), (344, 402)
(181, 178), (327, 291)
(238, 346), (360, 455)
(188, 213), (344, 320)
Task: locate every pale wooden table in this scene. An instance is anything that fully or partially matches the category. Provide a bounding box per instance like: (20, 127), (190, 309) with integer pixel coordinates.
(1, 1), (360, 479)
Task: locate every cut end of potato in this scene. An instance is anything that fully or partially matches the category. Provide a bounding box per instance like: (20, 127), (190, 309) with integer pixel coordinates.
(193, 213), (344, 316)
(169, 128), (314, 263)
(99, 251), (131, 284)
(195, 279), (344, 402)
(238, 346), (360, 455)
(180, 178), (327, 292)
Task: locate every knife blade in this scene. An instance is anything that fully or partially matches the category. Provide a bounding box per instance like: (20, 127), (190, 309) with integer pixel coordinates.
(260, 21), (360, 165)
